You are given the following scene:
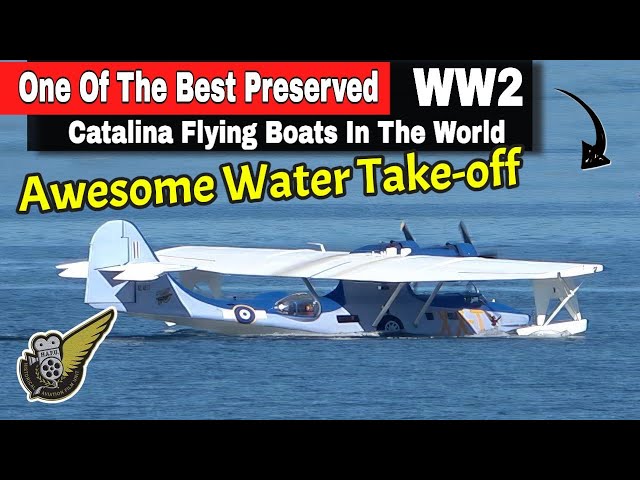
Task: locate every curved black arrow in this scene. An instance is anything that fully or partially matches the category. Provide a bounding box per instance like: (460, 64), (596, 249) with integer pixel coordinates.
(556, 88), (611, 170)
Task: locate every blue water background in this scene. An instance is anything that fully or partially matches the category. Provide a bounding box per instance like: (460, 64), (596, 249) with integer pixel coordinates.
(0, 60), (639, 419)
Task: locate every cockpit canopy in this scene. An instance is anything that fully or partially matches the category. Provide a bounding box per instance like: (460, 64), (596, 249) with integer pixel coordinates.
(275, 292), (320, 318)
(463, 282), (482, 303)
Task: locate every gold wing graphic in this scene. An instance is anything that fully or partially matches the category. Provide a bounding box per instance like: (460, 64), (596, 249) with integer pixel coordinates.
(61, 308), (116, 378)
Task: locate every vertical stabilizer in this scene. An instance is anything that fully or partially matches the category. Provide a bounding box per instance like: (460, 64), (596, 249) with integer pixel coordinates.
(85, 220), (157, 307)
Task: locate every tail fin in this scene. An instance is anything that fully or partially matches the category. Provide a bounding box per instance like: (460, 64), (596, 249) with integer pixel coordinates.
(85, 220), (157, 306)
(89, 220), (157, 269)
(85, 220), (194, 308)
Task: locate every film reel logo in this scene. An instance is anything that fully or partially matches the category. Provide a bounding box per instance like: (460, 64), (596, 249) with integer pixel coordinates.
(16, 308), (117, 403)
(30, 335), (64, 393)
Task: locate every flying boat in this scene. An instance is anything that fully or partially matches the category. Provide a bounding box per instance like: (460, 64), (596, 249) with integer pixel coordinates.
(56, 220), (603, 337)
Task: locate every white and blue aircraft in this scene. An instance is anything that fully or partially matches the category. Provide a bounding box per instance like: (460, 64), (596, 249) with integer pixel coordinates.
(56, 220), (603, 337)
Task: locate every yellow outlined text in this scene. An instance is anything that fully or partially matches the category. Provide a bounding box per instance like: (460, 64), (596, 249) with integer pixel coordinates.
(16, 173), (216, 214)
(16, 146), (523, 214)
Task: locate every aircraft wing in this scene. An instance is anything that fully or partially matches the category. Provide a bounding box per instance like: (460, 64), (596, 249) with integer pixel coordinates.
(155, 246), (603, 282)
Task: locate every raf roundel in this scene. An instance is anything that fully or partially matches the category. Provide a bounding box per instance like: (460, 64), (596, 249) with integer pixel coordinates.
(233, 305), (256, 324)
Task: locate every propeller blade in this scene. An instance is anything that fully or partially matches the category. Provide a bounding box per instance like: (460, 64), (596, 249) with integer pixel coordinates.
(459, 221), (472, 244)
(460, 221), (499, 258)
(400, 221), (415, 241)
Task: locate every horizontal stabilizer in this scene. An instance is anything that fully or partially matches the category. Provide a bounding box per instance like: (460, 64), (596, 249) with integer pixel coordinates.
(101, 262), (196, 281)
(56, 261), (89, 278)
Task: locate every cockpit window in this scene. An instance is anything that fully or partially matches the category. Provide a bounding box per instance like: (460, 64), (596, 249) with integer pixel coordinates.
(275, 293), (320, 318)
(463, 282), (484, 304)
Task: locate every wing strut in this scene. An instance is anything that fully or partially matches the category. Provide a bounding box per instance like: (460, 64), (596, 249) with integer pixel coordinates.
(302, 278), (321, 304)
(413, 282), (444, 327)
(544, 279), (582, 326)
(372, 283), (406, 328)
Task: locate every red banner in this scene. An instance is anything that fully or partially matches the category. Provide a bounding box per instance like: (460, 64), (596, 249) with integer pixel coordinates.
(0, 62), (390, 115)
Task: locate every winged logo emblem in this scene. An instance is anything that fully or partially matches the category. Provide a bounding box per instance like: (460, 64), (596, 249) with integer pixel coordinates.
(16, 307), (117, 403)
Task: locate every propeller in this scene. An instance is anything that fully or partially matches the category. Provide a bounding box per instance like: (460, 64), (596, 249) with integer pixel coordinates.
(400, 222), (419, 291)
(401, 220), (499, 258)
(459, 221), (472, 244)
(458, 221), (499, 259)
(400, 221), (415, 241)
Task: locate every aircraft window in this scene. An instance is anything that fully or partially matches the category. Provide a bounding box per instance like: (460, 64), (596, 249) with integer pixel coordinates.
(447, 311), (458, 320)
(463, 282), (483, 304)
(425, 312), (434, 320)
(275, 293), (320, 318)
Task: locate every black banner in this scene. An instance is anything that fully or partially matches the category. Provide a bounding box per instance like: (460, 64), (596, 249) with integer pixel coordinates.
(27, 60), (532, 152)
